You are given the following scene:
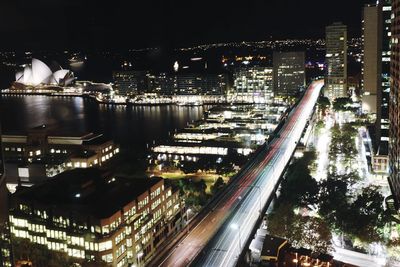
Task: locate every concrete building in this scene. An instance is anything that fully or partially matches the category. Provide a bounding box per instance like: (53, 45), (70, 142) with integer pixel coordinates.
(233, 66), (274, 103)
(362, 4), (382, 114)
(1, 125), (119, 190)
(389, 0), (400, 207)
(325, 22), (348, 100)
(273, 51), (305, 97)
(8, 168), (184, 267)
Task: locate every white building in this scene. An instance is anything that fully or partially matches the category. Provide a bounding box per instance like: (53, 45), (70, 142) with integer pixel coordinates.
(233, 66), (274, 103)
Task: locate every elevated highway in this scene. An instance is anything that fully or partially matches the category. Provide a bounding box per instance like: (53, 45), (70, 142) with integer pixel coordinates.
(156, 80), (324, 267)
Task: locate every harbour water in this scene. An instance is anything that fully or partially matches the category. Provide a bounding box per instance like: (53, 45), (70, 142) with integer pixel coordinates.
(0, 95), (207, 156)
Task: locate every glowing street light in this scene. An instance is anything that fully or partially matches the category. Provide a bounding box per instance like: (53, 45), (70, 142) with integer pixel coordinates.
(137, 251), (144, 267)
(186, 208), (193, 234)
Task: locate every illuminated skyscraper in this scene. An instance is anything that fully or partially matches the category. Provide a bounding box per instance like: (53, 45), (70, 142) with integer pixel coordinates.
(325, 22), (348, 101)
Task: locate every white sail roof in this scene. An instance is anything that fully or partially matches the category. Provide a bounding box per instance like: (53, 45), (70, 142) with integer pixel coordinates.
(15, 59), (75, 86)
(31, 58), (53, 85)
(53, 69), (70, 84)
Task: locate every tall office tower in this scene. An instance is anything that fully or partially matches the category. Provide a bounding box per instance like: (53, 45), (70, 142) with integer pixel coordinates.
(233, 66), (274, 103)
(112, 71), (148, 96)
(273, 51), (306, 98)
(325, 22), (348, 101)
(373, 0), (392, 174)
(389, 0), (400, 206)
(362, 4), (382, 114)
(0, 122), (12, 267)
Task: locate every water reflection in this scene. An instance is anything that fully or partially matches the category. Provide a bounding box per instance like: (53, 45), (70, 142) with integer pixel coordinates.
(1, 95), (207, 153)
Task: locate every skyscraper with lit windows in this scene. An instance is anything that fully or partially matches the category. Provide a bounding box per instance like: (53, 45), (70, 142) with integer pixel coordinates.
(325, 22), (348, 101)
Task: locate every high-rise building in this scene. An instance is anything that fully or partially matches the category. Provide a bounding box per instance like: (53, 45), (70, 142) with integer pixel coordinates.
(0, 121), (12, 267)
(372, 0), (391, 174)
(233, 66), (274, 103)
(362, 4), (382, 114)
(325, 22), (348, 101)
(9, 168), (184, 267)
(389, 0), (400, 206)
(273, 51), (306, 97)
(112, 71), (148, 96)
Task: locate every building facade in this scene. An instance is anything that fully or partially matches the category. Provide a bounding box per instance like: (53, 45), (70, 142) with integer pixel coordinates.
(273, 51), (306, 97)
(372, 0), (392, 174)
(0, 122), (13, 267)
(233, 66), (274, 103)
(362, 4), (382, 114)
(173, 74), (227, 95)
(9, 169), (184, 267)
(147, 73), (175, 95)
(113, 71), (148, 96)
(389, 0), (400, 206)
(325, 22), (348, 101)
(1, 125), (119, 190)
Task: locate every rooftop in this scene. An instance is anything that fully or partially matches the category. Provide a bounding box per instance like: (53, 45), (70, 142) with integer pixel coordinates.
(70, 150), (97, 159)
(12, 168), (163, 219)
(82, 134), (112, 146)
(261, 235), (288, 260)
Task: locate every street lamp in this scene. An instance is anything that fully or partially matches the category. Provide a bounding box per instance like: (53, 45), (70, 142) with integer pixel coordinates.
(230, 223), (241, 253)
(186, 208), (192, 222)
(137, 251), (144, 267)
(186, 208), (192, 234)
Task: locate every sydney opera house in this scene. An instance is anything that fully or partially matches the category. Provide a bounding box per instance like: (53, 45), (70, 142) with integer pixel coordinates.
(11, 58), (75, 91)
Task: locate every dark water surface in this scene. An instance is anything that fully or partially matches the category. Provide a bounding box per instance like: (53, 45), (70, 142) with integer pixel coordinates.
(0, 95), (207, 155)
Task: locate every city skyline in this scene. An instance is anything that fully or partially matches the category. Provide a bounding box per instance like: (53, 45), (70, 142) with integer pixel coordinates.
(0, 0), (370, 50)
(1, 0), (399, 266)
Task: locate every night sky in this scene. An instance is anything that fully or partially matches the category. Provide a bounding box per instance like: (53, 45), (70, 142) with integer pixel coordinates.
(0, 0), (371, 50)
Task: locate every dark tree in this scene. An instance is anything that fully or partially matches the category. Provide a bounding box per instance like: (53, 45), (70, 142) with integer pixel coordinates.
(211, 177), (226, 195)
(332, 97), (353, 112)
(279, 151), (319, 207)
(318, 95), (330, 116)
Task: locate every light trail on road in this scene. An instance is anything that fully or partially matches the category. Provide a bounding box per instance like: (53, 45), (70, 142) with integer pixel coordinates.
(158, 80), (324, 267)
